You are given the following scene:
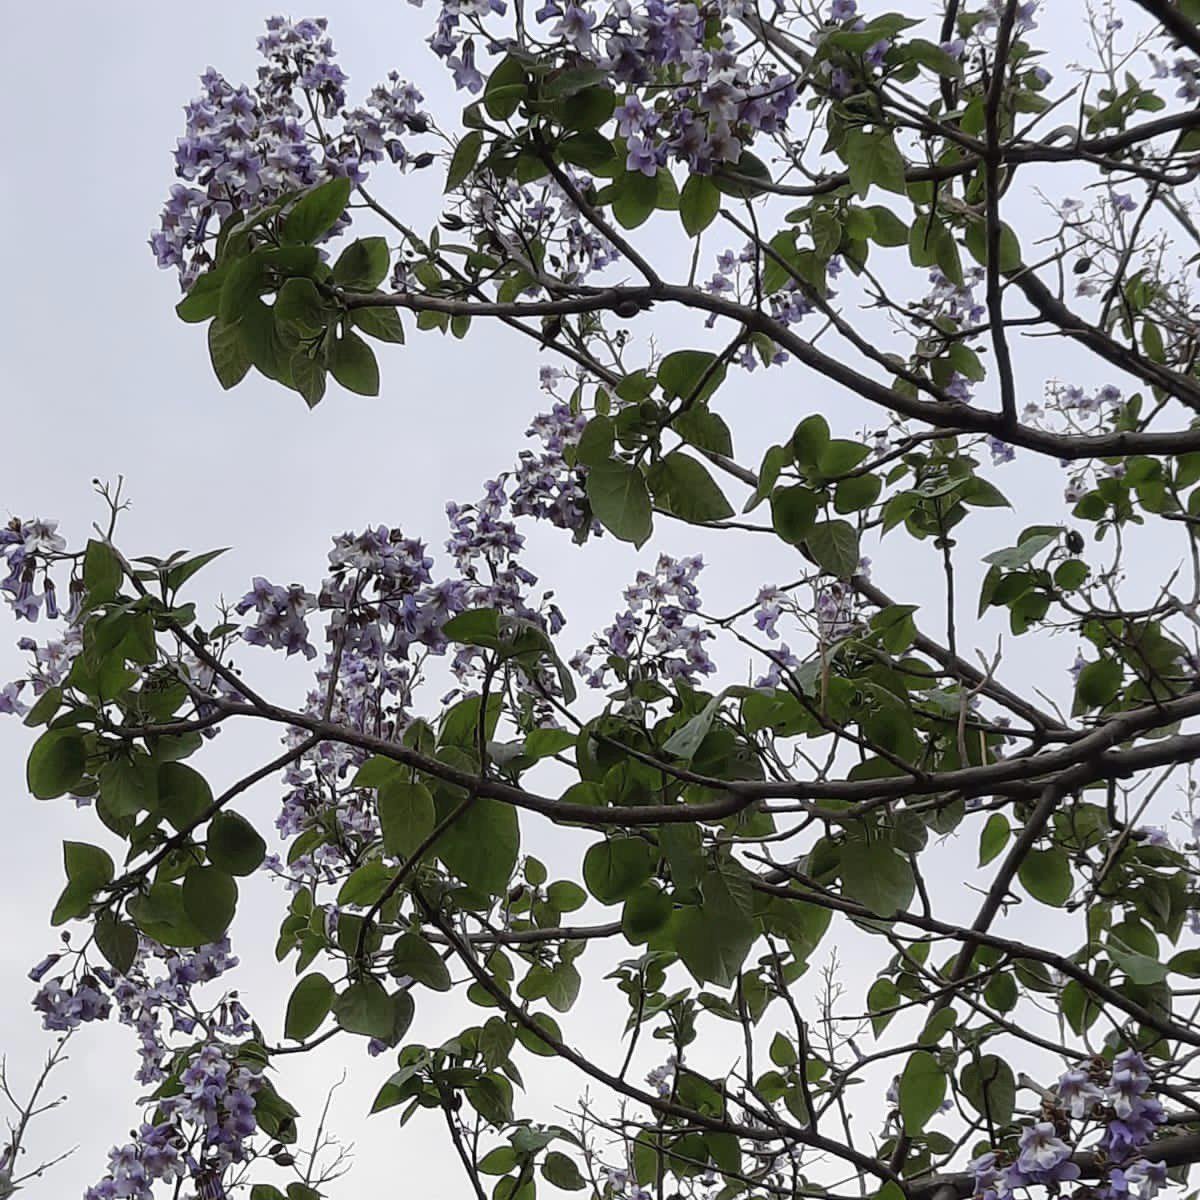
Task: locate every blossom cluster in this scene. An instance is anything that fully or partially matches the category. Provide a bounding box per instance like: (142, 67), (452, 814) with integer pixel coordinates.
(968, 1050), (1168, 1200)
(571, 553), (716, 689)
(28, 936), (262, 1199)
(151, 16), (430, 288)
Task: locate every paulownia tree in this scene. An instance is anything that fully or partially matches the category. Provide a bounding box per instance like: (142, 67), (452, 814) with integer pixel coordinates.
(8, 1), (1200, 1197)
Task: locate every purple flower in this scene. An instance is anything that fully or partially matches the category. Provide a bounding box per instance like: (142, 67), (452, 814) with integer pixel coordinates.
(626, 134), (659, 176)
(1057, 1067), (1104, 1118)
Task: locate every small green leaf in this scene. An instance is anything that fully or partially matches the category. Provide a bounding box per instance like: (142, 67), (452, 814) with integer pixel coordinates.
(64, 841), (114, 891)
(899, 1050), (945, 1134)
(285, 972), (335, 1040)
(95, 912), (139, 974)
(182, 866), (238, 940)
(1018, 848), (1072, 906)
(390, 932), (452, 991)
(437, 797), (519, 895)
(447, 131), (484, 191)
(84, 538), (123, 602)
(658, 350), (726, 405)
(806, 520), (861, 579)
(28, 729), (87, 800)
(680, 175), (720, 236)
(290, 352), (327, 408)
(648, 452), (733, 523)
(333, 977), (394, 1038)
(208, 319), (252, 389)
(978, 813), (1010, 866)
(542, 1151), (586, 1191)
(283, 176), (352, 244)
(379, 780), (436, 859)
(586, 459), (652, 547)
(333, 237), (391, 291)
(583, 837), (656, 904)
(960, 1054), (1015, 1126)
(771, 486), (818, 545)
(352, 306), (406, 343)
(329, 331), (380, 395)
(1074, 657), (1122, 710)
(207, 811), (267, 876)
(841, 840), (914, 916)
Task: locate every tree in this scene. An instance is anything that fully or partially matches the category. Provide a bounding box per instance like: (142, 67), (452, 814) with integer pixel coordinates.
(7, 1), (1200, 1196)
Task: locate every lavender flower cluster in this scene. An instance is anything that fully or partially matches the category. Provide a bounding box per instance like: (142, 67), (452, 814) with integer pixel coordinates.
(571, 553), (716, 689)
(151, 16), (430, 288)
(968, 1050), (1168, 1200)
(29, 937), (262, 1200)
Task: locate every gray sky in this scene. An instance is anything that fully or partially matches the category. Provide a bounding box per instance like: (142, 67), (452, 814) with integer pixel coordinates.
(0, 2), (1186, 1196)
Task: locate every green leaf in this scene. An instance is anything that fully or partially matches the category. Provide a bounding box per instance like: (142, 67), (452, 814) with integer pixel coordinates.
(547, 881), (587, 912)
(621, 884), (673, 943)
(1075, 657), (1122, 710)
(868, 206), (909, 246)
(583, 837), (656, 904)
(806, 520), (861, 579)
(675, 905), (757, 987)
(713, 151), (772, 198)
(290, 352), (327, 408)
(329, 330), (380, 396)
(1018, 848), (1072, 906)
(899, 1050), (945, 1134)
(663, 694), (724, 761)
(673, 406), (733, 457)
(834, 473), (882, 513)
(680, 175), (720, 236)
(379, 780), (436, 859)
(23, 686), (62, 729)
(658, 350), (726, 405)
(176, 267), (227, 323)
(648, 452), (733, 522)
(437, 797), (519, 895)
(446, 131), (484, 191)
(352, 306), (406, 343)
(284, 176), (352, 244)
(771, 486), (819, 545)
(182, 866), (238, 940)
(158, 761), (213, 832)
(207, 811), (267, 876)
(844, 129), (907, 196)
(982, 531), (1059, 568)
(64, 841), (114, 891)
(390, 932), (452, 991)
(84, 538), (123, 602)
(960, 1054), (1016, 1126)
(333, 977), (394, 1038)
(586, 459), (652, 547)
(338, 860), (393, 907)
(612, 170), (658, 229)
(559, 130), (617, 170)
(208, 319), (252, 389)
(791, 414), (831, 466)
(285, 972), (335, 1041)
(484, 56), (527, 120)
(868, 977), (900, 1034)
(333, 237), (391, 290)
(28, 729), (87, 800)
(275, 277), (329, 334)
(978, 813), (1010, 866)
(127, 882), (210, 947)
(841, 841), (914, 916)
(542, 1151), (586, 1191)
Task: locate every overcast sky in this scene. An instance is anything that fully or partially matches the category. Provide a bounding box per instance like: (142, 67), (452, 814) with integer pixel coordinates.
(0, 3), (1185, 1197)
